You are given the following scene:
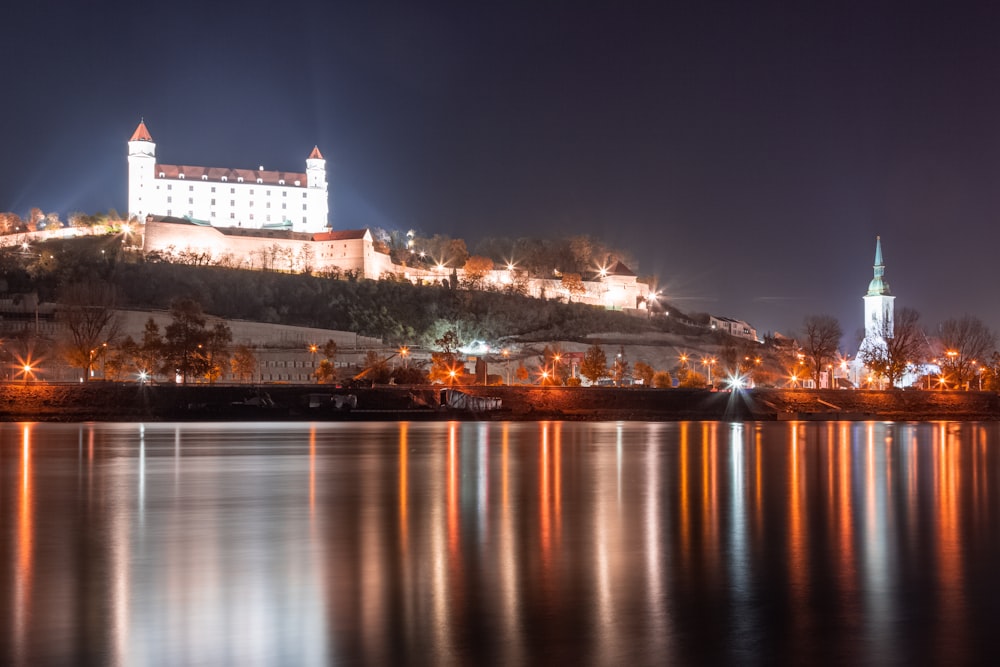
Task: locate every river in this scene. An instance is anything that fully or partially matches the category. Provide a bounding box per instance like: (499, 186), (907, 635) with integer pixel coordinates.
(3, 420), (1000, 665)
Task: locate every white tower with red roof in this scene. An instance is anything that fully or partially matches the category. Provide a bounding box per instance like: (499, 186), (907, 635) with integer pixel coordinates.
(127, 120), (156, 222)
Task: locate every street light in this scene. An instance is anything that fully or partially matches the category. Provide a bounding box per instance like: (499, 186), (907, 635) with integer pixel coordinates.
(399, 345), (410, 369)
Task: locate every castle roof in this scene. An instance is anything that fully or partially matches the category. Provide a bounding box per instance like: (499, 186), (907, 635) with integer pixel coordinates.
(606, 260), (636, 277)
(130, 120), (153, 142)
(155, 164), (308, 187)
(308, 146), (324, 160)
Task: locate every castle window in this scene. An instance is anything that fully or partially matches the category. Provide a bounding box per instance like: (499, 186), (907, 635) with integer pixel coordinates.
(266, 202), (270, 209)
(237, 177), (244, 183)
(230, 200), (235, 206)
(294, 180), (301, 186)
(211, 212), (216, 218)
(167, 196), (172, 203)
(302, 204), (307, 211)
(266, 215), (271, 222)
(303, 193), (308, 198)
(189, 185), (194, 191)
(211, 199), (216, 205)
(167, 184), (172, 190)
(211, 186), (216, 193)
(230, 213), (235, 219)
(282, 191), (287, 197)
(282, 204), (286, 210)
(250, 189), (254, 195)
(249, 201), (254, 208)
(188, 198), (193, 205)
(159, 172), (165, 178)
(279, 180), (285, 185)
(178, 174), (185, 179)
(266, 190), (271, 196)
(257, 178), (263, 184)
(201, 176), (207, 181)
(303, 217), (307, 224)
(221, 176), (227, 182)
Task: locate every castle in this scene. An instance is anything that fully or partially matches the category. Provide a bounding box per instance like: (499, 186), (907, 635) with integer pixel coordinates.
(128, 120), (328, 233)
(131, 121), (650, 311)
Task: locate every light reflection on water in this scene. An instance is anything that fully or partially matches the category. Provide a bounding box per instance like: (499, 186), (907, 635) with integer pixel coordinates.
(3, 420), (1000, 665)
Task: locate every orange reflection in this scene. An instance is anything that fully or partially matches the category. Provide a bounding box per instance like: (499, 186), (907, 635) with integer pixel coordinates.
(309, 426), (317, 515)
(448, 421), (459, 561)
(539, 422), (551, 571)
(16, 425), (34, 654)
(399, 422), (409, 553)
(679, 422), (690, 565)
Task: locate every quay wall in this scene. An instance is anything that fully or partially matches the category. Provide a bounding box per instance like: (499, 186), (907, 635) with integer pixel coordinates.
(0, 384), (998, 422)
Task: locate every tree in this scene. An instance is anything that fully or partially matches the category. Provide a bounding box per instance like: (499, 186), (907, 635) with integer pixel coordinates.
(859, 307), (927, 387)
(612, 345), (629, 386)
(462, 255), (494, 290)
(801, 315), (842, 387)
(633, 361), (655, 386)
(137, 318), (163, 379)
(429, 329), (462, 383)
(314, 359), (337, 384)
(561, 273), (586, 302)
(57, 280), (122, 380)
(104, 337), (139, 381)
(360, 349), (393, 384)
(938, 315), (997, 389)
(202, 321), (233, 383)
(230, 345), (257, 383)
(678, 370), (708, 388)
(515, 364), (529, 384)
(652, 371), (673, 388)
(580, 344), (608, 384)
(162, 298), (210, 383)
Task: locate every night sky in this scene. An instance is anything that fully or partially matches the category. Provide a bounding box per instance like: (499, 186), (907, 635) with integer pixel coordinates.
(3, 1), (1000, 341)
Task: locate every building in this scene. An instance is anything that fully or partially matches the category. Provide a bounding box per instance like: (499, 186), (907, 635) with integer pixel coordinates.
(853, 236), (896, 386)
(128, 120), (329, 233)
(709, 315), (760, 342)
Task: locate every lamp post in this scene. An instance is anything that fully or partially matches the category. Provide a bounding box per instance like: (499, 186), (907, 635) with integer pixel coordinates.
(502, 348), (510, 385)
(399, 345), (410, 369)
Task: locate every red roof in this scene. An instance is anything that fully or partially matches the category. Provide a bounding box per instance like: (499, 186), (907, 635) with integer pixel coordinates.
(308, 146), (324, 160)
(155, 164), (308, 187)
(607, 260), (636, 277)
(130, 120), (153, 142)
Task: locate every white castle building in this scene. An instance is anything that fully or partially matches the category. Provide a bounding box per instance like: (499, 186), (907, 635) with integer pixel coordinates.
(128, 120), (329, 233)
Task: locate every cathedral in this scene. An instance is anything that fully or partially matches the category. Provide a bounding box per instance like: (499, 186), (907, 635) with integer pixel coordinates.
(853, 236), (896, 386)
(127, 120), (329, 233)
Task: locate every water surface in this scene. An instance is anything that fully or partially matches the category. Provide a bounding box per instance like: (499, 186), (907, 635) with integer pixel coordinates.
(3, 420), (1000, 665)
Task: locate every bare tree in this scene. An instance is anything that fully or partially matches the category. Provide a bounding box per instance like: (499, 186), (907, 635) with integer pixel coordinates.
(860, 307), (927, 387)
(58, 280), (122, 380)
(938, 316), (997, 389)
(801, 315), (842, 387)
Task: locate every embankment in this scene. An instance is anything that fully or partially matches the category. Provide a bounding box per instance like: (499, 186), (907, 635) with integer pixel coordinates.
(0, 384), (998, 422)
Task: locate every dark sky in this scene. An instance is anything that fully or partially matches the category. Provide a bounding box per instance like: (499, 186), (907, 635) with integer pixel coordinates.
(3, 0), (1000, 341)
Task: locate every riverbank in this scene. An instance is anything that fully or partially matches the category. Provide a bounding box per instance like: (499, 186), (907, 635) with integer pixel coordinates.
(1, 383), (999, 422)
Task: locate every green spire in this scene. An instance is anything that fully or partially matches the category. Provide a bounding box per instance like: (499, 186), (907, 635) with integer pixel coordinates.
(867, 236), (890, 296)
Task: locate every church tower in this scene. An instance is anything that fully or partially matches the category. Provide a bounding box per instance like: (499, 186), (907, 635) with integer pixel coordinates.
(862, 236), (895, 340)
(305, 146), (329, 232)
(127, 120), (156, 222)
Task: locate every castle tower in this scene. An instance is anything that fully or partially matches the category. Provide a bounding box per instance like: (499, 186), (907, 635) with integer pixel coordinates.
(862, 236), (895, 340)
(127, 120), (156, 222)
(305, 146), (329, 232)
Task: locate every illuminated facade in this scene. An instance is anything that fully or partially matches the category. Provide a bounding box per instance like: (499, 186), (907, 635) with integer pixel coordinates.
(854, 236), (896, 386)
(127, 120), (329, 233)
